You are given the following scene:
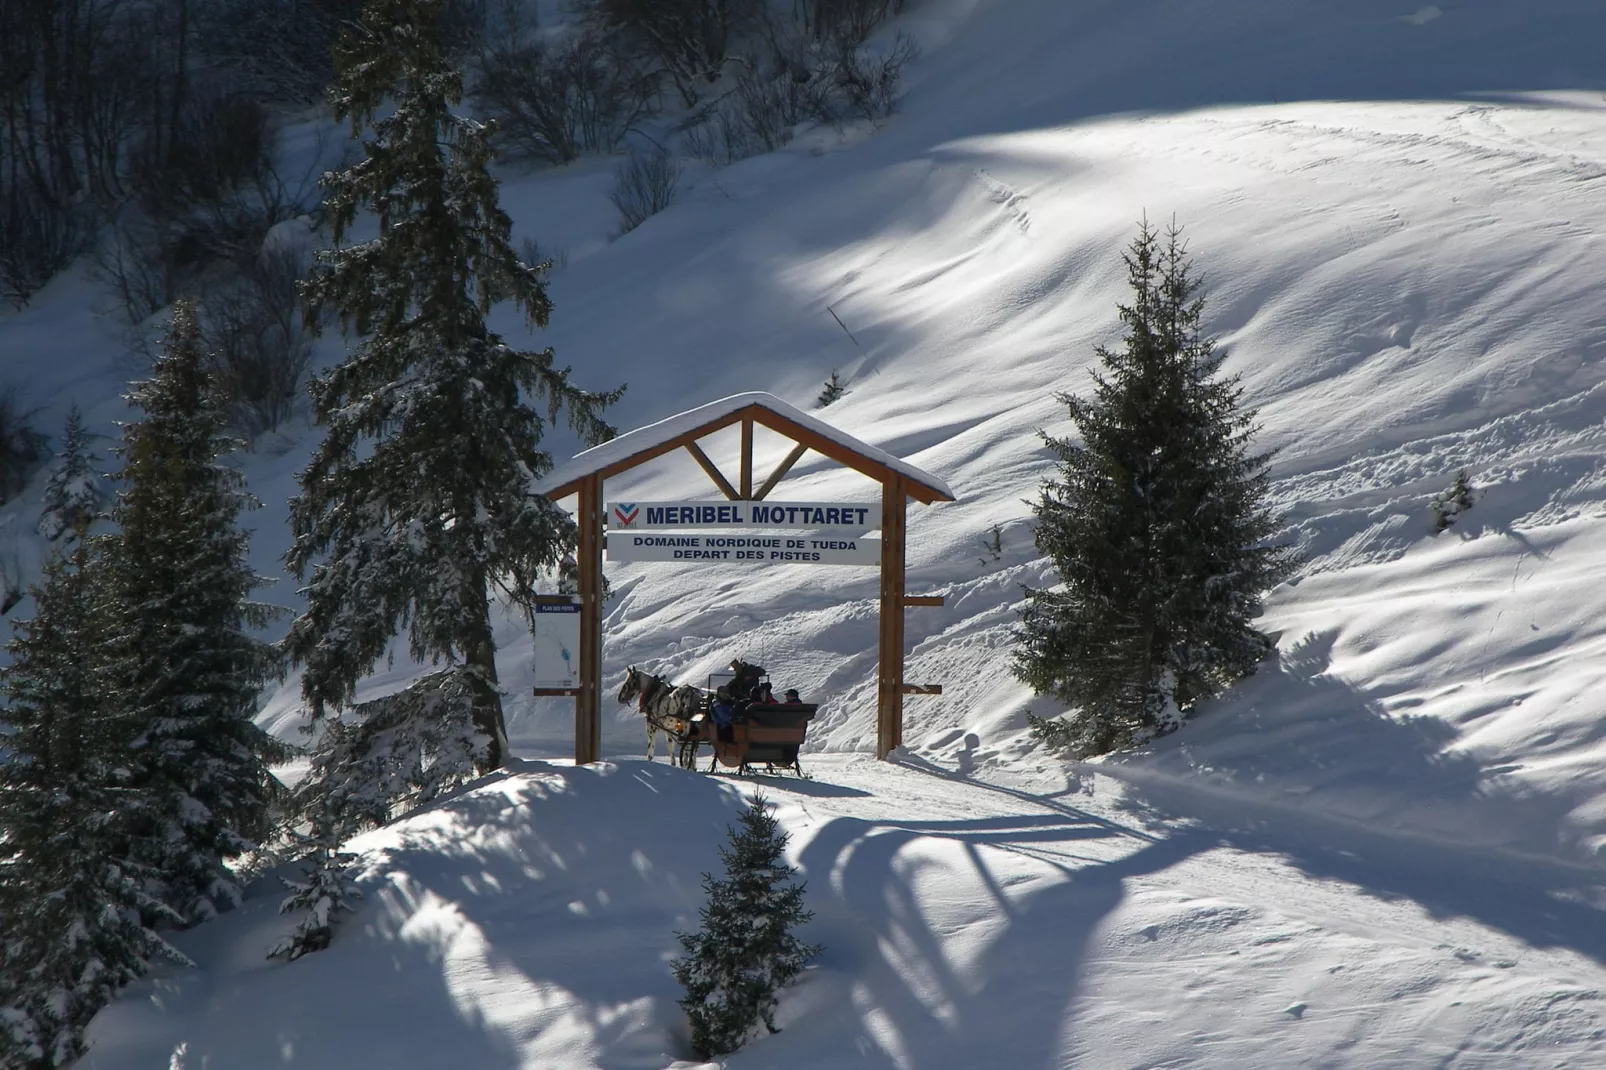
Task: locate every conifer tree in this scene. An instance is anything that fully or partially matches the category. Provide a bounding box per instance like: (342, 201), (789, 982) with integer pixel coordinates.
(0, 542), (188, 1068)
(101, 301), (285, 925)
(815, 370), (846, 408)
(1014, 221), (1296, 757)
(672, 795), (821, 1059)
(286, 0), (621, 773)
(36, 403), (101, 542)
(267, 798), (363, 963)
(1431, 469), (1474, 531)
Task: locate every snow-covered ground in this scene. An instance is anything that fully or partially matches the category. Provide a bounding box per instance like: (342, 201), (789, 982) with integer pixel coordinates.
(84, 757), (1606, 1068)
(5, 0), (1606, 1065)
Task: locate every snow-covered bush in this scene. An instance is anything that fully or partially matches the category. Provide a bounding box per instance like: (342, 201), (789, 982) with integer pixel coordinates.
(610, 148), (683, 234)
(672, 794), (822, 1060)
(296, 667), (492, 836)
(268, 801), (363, 962)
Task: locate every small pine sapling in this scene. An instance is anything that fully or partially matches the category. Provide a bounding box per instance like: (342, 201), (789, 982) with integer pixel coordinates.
(1431, 470), (1475, 531)
(269, 801), (362, 962)
(37, 402), (101, 541)
(979, 522), (1002, 564)
(816, 370), (847, 408)
(672, 794), (822, 1060)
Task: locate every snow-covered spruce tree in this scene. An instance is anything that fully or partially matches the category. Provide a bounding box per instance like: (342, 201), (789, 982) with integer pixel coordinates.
(1013, 221), (1296, 758)
(1431, 469), (1475, 531)
(267, 797), (363, 963)
(0, 542), (189, 1068)
(37, 403), (102, 542)
(100, 301), (286, 926)
(672, 795), (822, 1060)
(299, 666), (486, 835)
(287, 0), (621, 774)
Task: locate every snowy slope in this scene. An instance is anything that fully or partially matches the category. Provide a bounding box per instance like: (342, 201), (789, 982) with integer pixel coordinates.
(3, 0), (1606, 1064)
(84, 757), (1606, 1068)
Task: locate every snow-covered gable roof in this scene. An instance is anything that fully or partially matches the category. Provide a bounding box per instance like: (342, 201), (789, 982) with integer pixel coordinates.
(536, 391), (955, 504)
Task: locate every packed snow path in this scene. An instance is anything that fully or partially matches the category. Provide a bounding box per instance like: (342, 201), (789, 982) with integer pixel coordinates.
(90, 755), (1606, 1069)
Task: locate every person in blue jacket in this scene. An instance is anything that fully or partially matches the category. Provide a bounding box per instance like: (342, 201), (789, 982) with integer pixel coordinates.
(711, 688), (736, 743)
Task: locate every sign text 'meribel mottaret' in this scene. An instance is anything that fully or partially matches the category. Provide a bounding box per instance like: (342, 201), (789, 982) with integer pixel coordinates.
(607, 500), (881, 532)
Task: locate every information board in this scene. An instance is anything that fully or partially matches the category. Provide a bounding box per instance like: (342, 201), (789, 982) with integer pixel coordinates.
(607, 532), (880, 566)
(531, 602), (581, 688)
(608, 500), (881, 532)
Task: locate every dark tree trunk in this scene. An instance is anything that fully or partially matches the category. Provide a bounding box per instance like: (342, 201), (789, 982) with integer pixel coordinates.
(463, 593), (507, 772)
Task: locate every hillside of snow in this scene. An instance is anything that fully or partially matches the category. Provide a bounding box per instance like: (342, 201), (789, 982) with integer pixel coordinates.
(4, 0), (1606, 1065)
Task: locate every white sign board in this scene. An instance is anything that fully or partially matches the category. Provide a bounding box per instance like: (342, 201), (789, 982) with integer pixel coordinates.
(608, 500), (881, 532)
(531, 602), (580, 688)
(607, 533), (881, 566)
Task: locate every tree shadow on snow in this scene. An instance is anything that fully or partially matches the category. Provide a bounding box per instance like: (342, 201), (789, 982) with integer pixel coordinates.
(1090, 634), (1606, 967)
(774, 792), (1211, 1069)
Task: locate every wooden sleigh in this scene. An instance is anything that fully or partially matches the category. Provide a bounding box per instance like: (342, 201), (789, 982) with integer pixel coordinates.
(677, 702), (819, 777)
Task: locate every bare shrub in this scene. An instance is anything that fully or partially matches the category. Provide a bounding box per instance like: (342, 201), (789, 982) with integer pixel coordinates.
(0, 528), (24, 615)
(91, 214), (188, 328)
(196, 0), (363, 103)
(682, 104), (764, 166)
(0, 387), (48, 505)
(796, 0), (908, 45)
(519, 236), (567, 283)
(583, 0), (763, 106)
(609, 148), (683, 234)
(680, 8), (914, 164)
(474, 33), (659, 166)
(93, 115), (327, 332)
(0, 181), (96, 310)
(197, 244), (314, 438)
(830, 30), (918, 119)
(126, 86), (277, 224)
(198, 0), (486, 103)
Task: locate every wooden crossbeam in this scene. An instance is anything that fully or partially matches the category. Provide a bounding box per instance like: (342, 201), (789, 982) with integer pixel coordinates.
(900, 684), (944, 695)
(903, 595), (945, 607)
(684, 440), (740, 500)
(754, 442), (809, 501)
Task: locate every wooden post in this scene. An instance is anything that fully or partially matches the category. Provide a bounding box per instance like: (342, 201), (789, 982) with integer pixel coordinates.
(575, 474), (603, 764)
(739, 417), (754, 499)
(877, 475), (908, 757)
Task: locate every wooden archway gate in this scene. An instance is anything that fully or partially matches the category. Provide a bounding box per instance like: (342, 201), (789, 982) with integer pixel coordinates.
(533, 391), (954, 764)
